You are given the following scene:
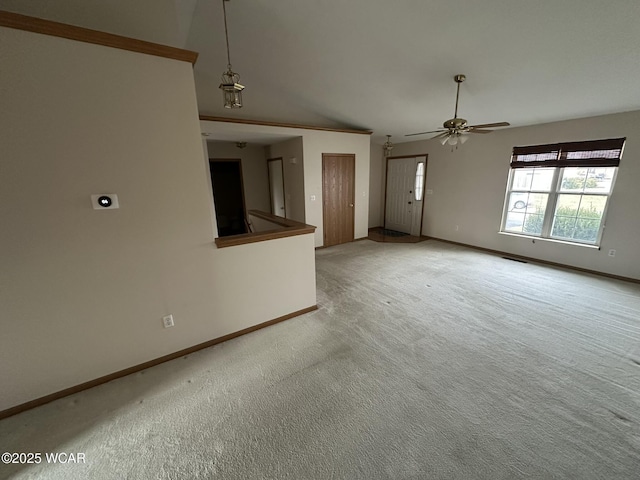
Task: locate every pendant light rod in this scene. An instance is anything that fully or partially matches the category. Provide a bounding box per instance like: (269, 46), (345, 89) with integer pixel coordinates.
(222, 0), (233, 70)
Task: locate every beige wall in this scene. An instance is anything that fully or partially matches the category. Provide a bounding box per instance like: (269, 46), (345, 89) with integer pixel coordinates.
(266, 137), (305, 222)
(207, 141), (270, 213)
(0, 27), (316, 411)
(380, 110), (640, 280)
(201, 121), (372, 247)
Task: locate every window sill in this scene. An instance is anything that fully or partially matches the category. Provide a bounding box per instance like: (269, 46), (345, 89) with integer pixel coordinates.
(498, 231), (600, 249)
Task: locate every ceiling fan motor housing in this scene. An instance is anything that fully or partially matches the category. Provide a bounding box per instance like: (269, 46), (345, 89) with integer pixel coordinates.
(444, 118), (468, 130)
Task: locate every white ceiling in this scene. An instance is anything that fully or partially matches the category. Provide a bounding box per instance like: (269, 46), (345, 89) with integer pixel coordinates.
(4, 0), (640, 144)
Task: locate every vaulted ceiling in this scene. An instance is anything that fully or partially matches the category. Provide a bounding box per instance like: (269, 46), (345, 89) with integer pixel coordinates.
(4, 0), (640, 144)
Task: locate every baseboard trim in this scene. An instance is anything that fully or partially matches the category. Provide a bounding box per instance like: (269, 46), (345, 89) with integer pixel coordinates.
(427, 236), (640, 284)
(0, 305), (318, 420)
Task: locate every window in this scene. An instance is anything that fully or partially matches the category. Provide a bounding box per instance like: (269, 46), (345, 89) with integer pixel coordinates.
(414, 161), (425, 201)
(501, 138), (624, 246)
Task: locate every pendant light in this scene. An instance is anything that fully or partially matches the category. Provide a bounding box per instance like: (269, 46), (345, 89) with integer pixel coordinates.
(219, 0), (244, 108)
(383, 135), (394, 157)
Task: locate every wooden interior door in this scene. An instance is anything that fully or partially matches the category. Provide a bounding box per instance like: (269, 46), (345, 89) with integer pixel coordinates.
(322, 153), (355, 247)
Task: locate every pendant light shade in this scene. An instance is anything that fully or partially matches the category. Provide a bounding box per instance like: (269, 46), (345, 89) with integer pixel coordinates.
(383, 135), (394, 157)
(220, 69), (244, 109)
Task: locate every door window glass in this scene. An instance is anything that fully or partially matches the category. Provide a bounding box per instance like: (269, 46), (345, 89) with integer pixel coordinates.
(415, 162), (425, 201)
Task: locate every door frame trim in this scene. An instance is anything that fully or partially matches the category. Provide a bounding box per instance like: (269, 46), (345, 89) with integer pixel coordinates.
(322, 153), (356, 247)
(383, 154), (428, 235)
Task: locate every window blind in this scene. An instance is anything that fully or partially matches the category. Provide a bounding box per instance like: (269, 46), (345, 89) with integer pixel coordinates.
(510, 138), (625, 168)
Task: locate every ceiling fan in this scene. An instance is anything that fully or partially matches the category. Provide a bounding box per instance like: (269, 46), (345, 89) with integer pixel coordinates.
(406, 74), (510, 146)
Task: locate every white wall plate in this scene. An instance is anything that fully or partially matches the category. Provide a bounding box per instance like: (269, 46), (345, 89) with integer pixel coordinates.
(91, 194), (119, 210)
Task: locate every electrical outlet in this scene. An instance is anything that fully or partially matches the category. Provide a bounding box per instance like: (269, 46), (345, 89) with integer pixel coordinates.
(608, 249), (616, 257)
(310, 195), (316, 201)
(455, 225), (459, 231)
(162, 314), (174, 328)
(426, 189), (433, 195)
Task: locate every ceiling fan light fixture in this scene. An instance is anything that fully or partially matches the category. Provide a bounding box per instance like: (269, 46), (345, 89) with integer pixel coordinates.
(218, 0), (244, 109)
(406, 74), (510, 148)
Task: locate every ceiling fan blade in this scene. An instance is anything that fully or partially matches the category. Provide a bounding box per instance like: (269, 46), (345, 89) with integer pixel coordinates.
(431, 132), (450, 140)
(468, 129), (493, 134)
(467, 121), (510, 129)
(405, 129), (446, 137)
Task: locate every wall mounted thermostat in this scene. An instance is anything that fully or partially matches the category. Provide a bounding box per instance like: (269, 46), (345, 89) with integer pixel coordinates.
(91, 194), (119, 210)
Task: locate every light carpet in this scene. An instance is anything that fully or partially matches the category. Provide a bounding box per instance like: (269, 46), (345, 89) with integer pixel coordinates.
(1, 239), (639, 479)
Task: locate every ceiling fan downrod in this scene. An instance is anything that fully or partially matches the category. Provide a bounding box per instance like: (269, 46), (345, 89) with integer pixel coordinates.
(453, 74), (465, 120)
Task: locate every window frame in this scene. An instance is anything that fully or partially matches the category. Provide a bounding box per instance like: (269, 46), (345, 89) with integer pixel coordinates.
(500, 138), (624, 247)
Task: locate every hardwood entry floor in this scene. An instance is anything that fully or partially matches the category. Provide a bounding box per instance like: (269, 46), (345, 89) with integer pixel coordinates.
(367, 227), (428, 244)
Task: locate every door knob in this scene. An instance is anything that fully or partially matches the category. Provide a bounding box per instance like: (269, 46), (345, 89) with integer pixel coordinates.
(408, 201), (412, 204)
(349, 204), (354, 207)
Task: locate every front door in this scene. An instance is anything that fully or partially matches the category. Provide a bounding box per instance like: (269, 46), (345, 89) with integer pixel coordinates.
(385, 156), (427, 236)
(322, 153), (355, 247)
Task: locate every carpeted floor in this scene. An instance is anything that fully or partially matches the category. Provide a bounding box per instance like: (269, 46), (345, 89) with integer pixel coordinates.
(1, 239), (639, 479)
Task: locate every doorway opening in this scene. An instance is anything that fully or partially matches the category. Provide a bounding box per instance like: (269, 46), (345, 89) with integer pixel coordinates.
(267, 157), (286, 217)
(209, 158), (247, 237)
